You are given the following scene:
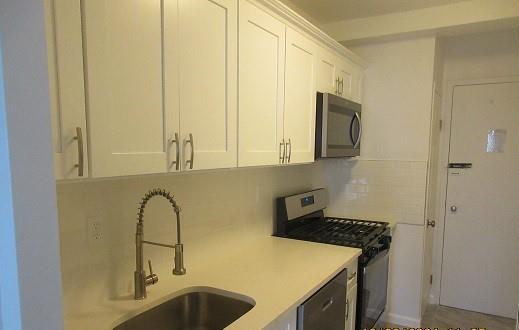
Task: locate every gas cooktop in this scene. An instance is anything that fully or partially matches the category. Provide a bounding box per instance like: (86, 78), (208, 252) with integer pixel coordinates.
(275, 188), (389, 250)
(286, 217), (388, 248)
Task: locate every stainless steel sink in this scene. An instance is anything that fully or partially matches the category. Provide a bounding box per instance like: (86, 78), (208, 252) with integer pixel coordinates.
(113, 289), (255, 330)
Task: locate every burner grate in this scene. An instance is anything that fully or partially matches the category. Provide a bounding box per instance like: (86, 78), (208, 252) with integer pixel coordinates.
(287, 217), (387, 248)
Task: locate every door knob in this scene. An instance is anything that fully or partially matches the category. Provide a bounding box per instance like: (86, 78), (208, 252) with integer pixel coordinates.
(450, 205), (457, 212)
(427, 219), (436, 228)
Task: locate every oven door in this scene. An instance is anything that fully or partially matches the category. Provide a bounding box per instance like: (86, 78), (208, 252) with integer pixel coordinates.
(358, 248), (389, 330)
(316, 93), (362, 158)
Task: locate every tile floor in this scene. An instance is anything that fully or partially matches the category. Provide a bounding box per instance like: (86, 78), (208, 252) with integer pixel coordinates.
(382, 305), (516, 330)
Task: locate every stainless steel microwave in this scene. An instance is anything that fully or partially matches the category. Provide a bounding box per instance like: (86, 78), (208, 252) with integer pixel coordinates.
(315, 92), (362, 158)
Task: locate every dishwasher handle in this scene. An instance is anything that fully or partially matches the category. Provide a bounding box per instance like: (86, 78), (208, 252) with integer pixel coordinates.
(321, 297), (334, 311)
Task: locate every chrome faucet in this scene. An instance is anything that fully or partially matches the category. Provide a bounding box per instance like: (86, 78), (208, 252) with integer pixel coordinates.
(134, 188), (186, 300)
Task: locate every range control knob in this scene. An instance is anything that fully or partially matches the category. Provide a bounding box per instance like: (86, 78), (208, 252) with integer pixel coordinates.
(367, 247), (378, 258)
(379, 235), (392, 248)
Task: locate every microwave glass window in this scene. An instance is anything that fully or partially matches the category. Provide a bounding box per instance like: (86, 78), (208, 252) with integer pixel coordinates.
(328, 110), (354, 147)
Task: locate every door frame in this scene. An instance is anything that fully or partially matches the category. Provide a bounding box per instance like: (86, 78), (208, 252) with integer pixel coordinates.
(430, 75), (519, 305)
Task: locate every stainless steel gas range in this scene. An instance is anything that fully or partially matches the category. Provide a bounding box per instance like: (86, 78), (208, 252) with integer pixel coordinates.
(275, 188), (391, 330)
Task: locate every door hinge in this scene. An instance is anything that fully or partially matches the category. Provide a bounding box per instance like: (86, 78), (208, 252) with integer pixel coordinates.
(430, 274), (433, 285)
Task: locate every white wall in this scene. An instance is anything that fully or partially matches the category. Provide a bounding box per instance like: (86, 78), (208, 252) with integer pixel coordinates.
(316, 159), (428, 226)
(56, 165), (323, 323)
(386, 223), (425, 327)
(421, 38), (444, 313)
(431, 27), (519, 304)
(442, 28), (519, 82)
(323, 0), (519, 44)
(317, 37), (437, 326)
(0, 0), (63, 329)
(353, 37), (435, 162)
(321, 37), (437, 228)
(277, 0), (323, 28)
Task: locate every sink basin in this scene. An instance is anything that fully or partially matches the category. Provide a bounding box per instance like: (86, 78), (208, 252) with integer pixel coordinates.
(113, 289), (255, 330)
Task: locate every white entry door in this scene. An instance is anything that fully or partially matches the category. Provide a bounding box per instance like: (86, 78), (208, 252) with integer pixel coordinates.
(440, 81), (519, 318)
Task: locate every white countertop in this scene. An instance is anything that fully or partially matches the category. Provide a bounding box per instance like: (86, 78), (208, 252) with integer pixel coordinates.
(65, 235), (360, 330)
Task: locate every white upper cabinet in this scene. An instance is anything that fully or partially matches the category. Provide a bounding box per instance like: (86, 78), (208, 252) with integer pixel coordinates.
(316, 48), (363, 104)
(178, 0), (237, 171)
(351, 65), (364, 103)
(316, 48), (338, 95)
(238, 1), (286, 167)
(163, 0), (182, 173)
(338, 58), (354, 99)
(47, 0), (364, 178)
(83, 0), (236, 176)
(284, 27), (318, 164)
(45, 0), (88, 180)
(82, 0), (175, 177)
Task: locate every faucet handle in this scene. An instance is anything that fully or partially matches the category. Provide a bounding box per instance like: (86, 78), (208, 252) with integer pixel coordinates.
(145, 259), (159, 286)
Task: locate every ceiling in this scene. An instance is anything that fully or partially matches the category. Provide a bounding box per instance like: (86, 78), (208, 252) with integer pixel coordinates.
(282, 0), (472, 23)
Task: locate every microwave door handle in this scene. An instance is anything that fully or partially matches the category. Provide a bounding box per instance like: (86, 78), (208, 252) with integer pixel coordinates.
(354, 112), (362, 149)
(349, 115), (356, 145)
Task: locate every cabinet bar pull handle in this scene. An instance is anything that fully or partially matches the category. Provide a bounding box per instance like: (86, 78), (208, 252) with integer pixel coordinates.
(346, 298), (349, 320)
(335, 77), (339, 95)
(279, 139), (286, 164)
(171, 133), (180, 171)
(73, 127), (84, 177)
(185, 133), (194, 169)
(340, 78), (344, 95)
(287, 138), (292, 163)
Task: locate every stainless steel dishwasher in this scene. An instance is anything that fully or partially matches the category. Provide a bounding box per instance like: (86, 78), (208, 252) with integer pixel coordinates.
(297, 269), (347, 330)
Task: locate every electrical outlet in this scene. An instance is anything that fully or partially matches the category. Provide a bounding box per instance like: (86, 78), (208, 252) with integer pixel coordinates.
(87, 217), (104, 246)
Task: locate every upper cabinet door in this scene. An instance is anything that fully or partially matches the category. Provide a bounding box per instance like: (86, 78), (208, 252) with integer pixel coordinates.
(316, 48), (338, 95)
(351, 65), (364, 103)
(164, 0), (182, 173)
(82, 0), (175, 177)
(239, 1), (286, 167)
(45, 0), (88, 179)
(178, 0), (237, 171)
(284, 27), (317, 164)
(338, 58), (354, 99)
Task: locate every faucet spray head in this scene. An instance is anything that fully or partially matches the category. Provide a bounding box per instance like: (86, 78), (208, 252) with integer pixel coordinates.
(173, 243), (186, 275)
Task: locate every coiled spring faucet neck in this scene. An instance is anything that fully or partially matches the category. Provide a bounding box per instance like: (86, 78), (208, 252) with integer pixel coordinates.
(134, 188), (186, 300)
(137, 188), (181, 243)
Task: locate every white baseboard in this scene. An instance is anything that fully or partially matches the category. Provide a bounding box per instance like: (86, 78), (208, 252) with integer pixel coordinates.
(382, 312), (421, 327)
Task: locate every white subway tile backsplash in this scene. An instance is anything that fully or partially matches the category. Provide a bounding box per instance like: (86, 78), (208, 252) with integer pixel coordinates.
(56, 164), (323, 318)
(57, 158), (428, 320)
(317, 159), (427, 225)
